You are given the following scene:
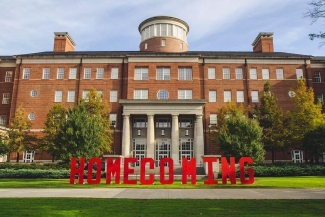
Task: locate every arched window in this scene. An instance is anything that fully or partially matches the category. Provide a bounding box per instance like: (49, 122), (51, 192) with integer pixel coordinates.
(157, 89), (169, 99)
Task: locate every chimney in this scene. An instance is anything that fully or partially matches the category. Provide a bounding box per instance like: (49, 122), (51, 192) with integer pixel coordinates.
(252, 32), (274, 52)
(53, 32), (76, 52)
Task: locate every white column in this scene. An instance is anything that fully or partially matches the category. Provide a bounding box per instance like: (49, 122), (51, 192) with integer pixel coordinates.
(171, 115), (180, 166)
(122, 115), (131, 157)
(147, 115), (155, 159)
(195, 115), (204, 166)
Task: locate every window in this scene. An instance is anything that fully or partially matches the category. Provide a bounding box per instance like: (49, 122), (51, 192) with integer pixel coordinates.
(208, 68), (215, 79)
(178, 90), (192, 99)
(69, 68), (77, 79)
(156, 118), (171, 128)
(134, 90), (148, 99)
(209, 90), (216, 102)
(82, 90), (90, 101)
(179, 119), (193, 128)
(235, 68), (243, 80)
(180, 43), (183, 50)
(161, 39), (166, 46)
(96, 68), (104, 79)
(57, 68), (64, 79)
(262, 69), (269, 80)
(110, 90), (118, 102)
(223, 68), (230, 79)
(224, 91), (231, 102)
(133, 118), (147, 128)
(30, 90), (38, 97)
(97, 90), (103, 98)
(145, 43), (147, 50)
(316, 93), (324, 104)
(157, 89), (169, 99)
(276, 68), (284, 80)
(5, 71), (13, 82)
(178, 68), (192, 80)
(43, 68), (50, 79)
(135, 67), (148, 80)
(296, 69), (303, 79)
(23, 68), (30, 79)
(67, 90), (75, 102)
(156, 67), (170, 80)
(237, 91), (244, 103)
(250, 68), (257, 79)
(210, 114), (217, 126)
(84, 68), (91, 79)
(55, 91), (63, 102)
(110, 114), (117, 127)
(2, 93), (9, 104)
(314, 72), (321, 83)
(28, 113), (35, 120)
(0, 115), (7, 126)
(111, 68), (118, 79)
(251, 91), (259, 103)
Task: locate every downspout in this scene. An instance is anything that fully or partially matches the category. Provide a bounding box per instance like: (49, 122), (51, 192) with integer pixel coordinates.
(11, 58), (22, 119)
(120, 57), (125, 155)
(77, 58), (82, 105)
(202, 57), (207, 155)
(244, 58), (250, 104)
(304, 59), (310, 88)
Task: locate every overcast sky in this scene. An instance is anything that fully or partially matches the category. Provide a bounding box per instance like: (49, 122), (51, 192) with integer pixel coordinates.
(0, 0), (324, 56)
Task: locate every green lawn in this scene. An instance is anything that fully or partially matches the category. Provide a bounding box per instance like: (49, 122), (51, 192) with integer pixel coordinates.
(0, 176), (325, 188)
(0, 198), (324, 217)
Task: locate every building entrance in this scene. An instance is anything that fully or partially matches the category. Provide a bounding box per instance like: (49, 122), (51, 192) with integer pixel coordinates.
(155, 138), (171, 166)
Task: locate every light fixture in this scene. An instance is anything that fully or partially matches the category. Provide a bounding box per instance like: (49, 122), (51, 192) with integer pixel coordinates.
(137, 129), (141, 136)
(161, 130), (165, 136)
(185, 129), (189, 136)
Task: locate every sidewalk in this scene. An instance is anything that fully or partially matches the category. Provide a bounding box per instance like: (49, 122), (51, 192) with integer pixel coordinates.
(1, 188), (325, 199)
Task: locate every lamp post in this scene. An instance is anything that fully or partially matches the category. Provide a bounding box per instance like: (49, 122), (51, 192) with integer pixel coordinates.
(113, 124), (116, 155)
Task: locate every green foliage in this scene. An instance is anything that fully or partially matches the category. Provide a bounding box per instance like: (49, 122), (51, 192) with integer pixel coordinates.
(0, 169), (70, 178)
(217, 111), (265, 163)
(0, 132), (9, 156)
(0, 162), (69, 170)
(216, 102), (250, 130)
(303, 125), (325, 162)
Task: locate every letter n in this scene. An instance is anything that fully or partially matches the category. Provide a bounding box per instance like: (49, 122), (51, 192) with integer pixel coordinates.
(182, 158), (196, 185)
(106, 158), (121, 184)
(221, 157), (236, 184)
(70, 157), (85, 184)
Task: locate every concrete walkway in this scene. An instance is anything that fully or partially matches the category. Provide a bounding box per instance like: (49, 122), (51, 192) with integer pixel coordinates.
(1, 188), (325, 199)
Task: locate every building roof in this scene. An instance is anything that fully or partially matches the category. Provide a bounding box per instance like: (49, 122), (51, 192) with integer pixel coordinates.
(0, 56), (15, 60)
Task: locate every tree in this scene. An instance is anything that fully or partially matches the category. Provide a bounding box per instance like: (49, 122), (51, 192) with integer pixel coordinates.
(217, 102), (250, 130)
(303, 125), (325, 162)
(41, 104), (67, 161)
(0, 131), (9, 157)
(7, 104), (37, 162)
(254, 81), (286, 162)
(305, 0), (325, 46)
(217, 111), (265, 163)
(287, 79), (325, 153)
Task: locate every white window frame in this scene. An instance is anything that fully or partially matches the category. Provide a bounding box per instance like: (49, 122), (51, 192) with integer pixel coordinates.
(251, 91), (259, 103)
(276, 68), (284, 80)
(2, 93), (10, 104)
(135, 67), (148, 80)
(84, 68), (91, 79)
(67, 90), (75, 102)
(42, 68), (50, 79)
(5, 71), (13, 82)
(96, 68), (104, 79)
(110, 114), (117, 127)
(28, 113), (35, 120)
(156, 67), (170, 80)
(0, 115), (7, 126)
(250, 68), (257, 79)
(111, 68), (118, 79)
(82, 90), (90, 101)
(223, 68), (230, 79)
(209, 114), (217, 126)
(110, 90), (118, 102)
(178, 90), (192, 99)
(69, 68), (77, 79)
(314, 72), (321, 83)
(296, 69), (303, 79)
(224, 91), (231, 102)
(316, 93), (324, 104)
(235, 68), (243, 80)
(134, 90), (148, 99)
(157, 89), (169, 99)
(161, 39), (166, 46)
(30, 90), (38, 97)
(178, 68), (192, 80)
(23, 68), (30, 79)
(57, 68), (64, 79)
(236, 91), (244, 103)
(208, 68), (215, 79)
(55, 91), (63, 102)
(262, 69), (269, 80)
(209, 90), (216, 102)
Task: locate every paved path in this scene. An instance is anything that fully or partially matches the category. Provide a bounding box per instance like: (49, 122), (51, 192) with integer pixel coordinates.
(1, 188), (325, 199)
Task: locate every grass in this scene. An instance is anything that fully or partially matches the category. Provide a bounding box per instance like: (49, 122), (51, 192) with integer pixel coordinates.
(0, 176), (325, 188)
(0, 198), (324, 217)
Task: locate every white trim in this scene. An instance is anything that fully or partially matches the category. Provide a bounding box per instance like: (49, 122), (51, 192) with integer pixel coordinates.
(311, 63), (325, 68)
(0, 62), (16, 67)
(128, 57), (198, 63)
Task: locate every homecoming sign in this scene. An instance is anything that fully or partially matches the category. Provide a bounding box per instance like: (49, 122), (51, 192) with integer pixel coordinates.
(70, 157), (254, 185)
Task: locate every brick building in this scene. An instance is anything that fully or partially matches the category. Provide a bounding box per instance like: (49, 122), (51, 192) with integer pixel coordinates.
(1, 16), (325, 164)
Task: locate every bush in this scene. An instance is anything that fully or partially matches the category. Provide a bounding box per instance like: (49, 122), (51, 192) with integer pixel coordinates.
(0, 169), (71, 178)
(0, 162), (69, 170)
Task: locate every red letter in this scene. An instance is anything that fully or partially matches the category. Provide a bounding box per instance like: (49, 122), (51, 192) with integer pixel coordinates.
(87, 158), (102, 185)
(182, 158), (196, 185)
(123, 157), (137, 184)
(106, 157), (121, 184)
(239, 157), (254, 184)
(221, 157), (236, 184)
(203, 157), (218, 185)
(160, 158), (174, 184)
(70, 157), (85, 184)
(140, 158), (154, 185)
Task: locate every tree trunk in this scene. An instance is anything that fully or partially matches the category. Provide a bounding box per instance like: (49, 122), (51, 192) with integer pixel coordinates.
(16, 152), (19, 162)
(6, 152), (10, 162)
(271, 150), (275, 163)
(52, 155), (55, 163)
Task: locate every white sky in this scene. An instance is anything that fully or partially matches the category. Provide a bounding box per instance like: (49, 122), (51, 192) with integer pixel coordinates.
(0, 0), (324, 56)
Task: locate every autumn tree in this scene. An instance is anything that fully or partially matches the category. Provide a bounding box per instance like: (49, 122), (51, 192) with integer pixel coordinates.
(216, 102), (250, 130)
(305, 0), (325, 46)
(254, 81), (286, 162)
(0, 131), (9, 157)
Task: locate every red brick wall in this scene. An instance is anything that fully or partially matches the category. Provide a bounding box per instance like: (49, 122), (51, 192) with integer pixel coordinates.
(139, 37), (188, 52)
(0, 65), (15, 126)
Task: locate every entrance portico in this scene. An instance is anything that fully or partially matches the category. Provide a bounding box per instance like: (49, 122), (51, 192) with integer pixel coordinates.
(120, 100), (207, 167)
